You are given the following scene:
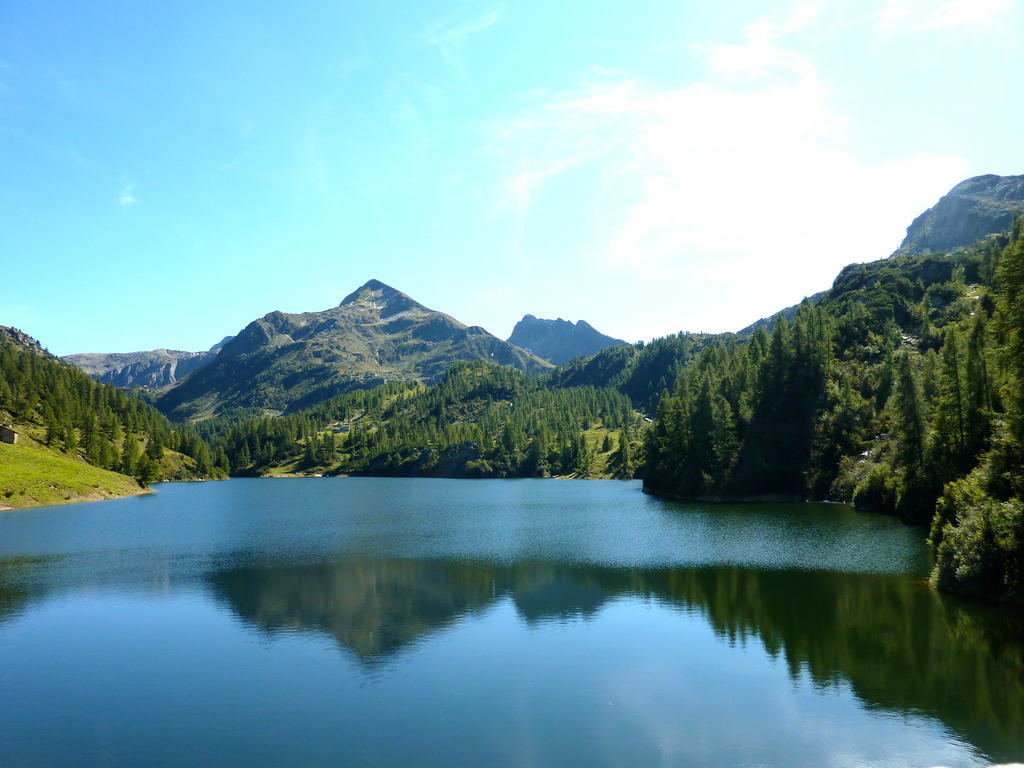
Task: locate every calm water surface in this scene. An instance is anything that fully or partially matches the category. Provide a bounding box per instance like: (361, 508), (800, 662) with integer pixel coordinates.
(0, 478), (1021, 767)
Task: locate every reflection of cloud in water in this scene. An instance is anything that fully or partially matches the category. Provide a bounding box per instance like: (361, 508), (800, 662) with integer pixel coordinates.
(208, 557), (1024, 761)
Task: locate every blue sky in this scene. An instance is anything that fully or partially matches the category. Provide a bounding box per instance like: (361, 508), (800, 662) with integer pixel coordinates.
(2, 0), (1022, 355)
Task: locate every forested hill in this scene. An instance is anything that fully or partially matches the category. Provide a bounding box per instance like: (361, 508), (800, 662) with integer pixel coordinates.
(643, 222), (1024, 605)
(192, 361), (641, 480)
(155, 279), (552, 421)
(546, 333), (729, 413)
(737, 292), (826, 335)
(0, 327), (225, 506)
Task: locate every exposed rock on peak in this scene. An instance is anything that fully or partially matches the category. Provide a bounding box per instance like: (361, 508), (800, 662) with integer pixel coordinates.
(508, 315), (626, 366)
(64, 336), (230, 389)
(340, 279), (446, 322)
(895, 173), (1024, 256)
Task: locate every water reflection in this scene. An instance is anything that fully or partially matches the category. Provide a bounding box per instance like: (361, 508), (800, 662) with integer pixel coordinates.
(210, 557), (1024, 760)
(0, 556), (48, 628)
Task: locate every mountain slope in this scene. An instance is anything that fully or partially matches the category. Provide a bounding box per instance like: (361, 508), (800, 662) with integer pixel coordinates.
(1, 326), (224, 506)
(157, 279), (553, 420)
(0, 440), (146, 510)
(64, 340), (230, 389)
(737, 292), (826, 335)
(507, 315), (626, 365)
(895, 173), (1024, 256)
(737, 173), (1023, 334)
(643, 223), (1024, 604)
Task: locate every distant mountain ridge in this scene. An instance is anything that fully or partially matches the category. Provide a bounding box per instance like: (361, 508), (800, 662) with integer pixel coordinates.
(507, 315), (626, 366)
(65, 337), (232, 389)
(155, 279), (552, 420)
(895, 173), (1024, 256)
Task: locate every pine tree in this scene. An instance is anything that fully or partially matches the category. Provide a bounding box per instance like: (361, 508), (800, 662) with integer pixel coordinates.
(964, 313), (991, 456)
(616, 430), (632, 479)
(121, 437), (140, 477)
(930, 328), (966, 471)
(894, 351), (927, 472)
(997, 222), (1024, 441)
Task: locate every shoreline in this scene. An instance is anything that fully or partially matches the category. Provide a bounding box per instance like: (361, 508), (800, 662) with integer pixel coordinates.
(0, 485), (150, 512)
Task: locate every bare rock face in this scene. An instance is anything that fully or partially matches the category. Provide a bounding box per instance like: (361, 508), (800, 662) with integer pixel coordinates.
(155, 279), (553, 420)
(64, 348), (220, 388)
(507, 315), (626, 366)
(895, 174), (1024, 256)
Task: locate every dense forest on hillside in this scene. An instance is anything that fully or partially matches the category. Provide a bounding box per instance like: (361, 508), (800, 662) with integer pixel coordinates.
(0, 333), (223, 485)
(546, 333), (724, 413)
(643, 224), (1024, 604)
(194, 362), (641, 479)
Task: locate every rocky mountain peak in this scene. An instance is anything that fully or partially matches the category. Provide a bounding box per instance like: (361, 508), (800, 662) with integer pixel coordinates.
(339, 279), (427, 318)
(508, 315), (626, 366)
(895, 173), (1024, 256)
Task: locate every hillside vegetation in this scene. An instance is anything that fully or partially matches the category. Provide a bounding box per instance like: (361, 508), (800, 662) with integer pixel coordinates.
(0, 327), (225, 506)
(0, 440), (145, 509)
(644, 224), (1024, 605)
(195, 362), (641, 479)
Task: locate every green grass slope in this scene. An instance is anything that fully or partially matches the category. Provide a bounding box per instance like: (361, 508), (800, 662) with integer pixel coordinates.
(0, 441), (146, 510)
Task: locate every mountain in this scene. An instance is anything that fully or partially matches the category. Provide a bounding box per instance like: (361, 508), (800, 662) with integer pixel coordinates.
(895, 173), (1024, 256)
(737, 292), (826, 335)
(507, 315), (627, 365)
(157, 279), (553, 420)
(65, 337), (232, 389)
(737, 173), (1023, 333)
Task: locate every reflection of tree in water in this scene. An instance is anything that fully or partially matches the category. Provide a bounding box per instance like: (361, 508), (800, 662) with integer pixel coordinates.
(0, 556), (48, 628)
(639, 567), (1024, 759)
(209, 557), (1024, 761)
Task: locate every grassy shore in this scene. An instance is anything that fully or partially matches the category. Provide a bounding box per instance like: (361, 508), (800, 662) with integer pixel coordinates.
(0, 441), (147, 510)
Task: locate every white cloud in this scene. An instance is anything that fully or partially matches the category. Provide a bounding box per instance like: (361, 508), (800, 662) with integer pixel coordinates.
(923, 0), (1015, 27)
(118, 182), (137, 206)
(880, 0), (1015, 30)
(502, 155), (579, 221)
(483, 6), (971, 336)
(425, 8), (503, 65)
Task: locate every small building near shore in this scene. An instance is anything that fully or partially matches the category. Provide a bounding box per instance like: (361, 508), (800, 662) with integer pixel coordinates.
(0, 426), (18, 445)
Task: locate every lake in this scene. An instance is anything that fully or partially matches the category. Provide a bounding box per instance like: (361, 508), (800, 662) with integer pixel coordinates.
(0, 478), (1021, 767)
